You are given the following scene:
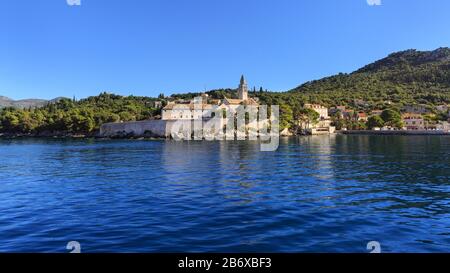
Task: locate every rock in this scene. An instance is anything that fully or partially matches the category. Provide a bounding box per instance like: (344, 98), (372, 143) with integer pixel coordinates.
(280, 128), (293, 136)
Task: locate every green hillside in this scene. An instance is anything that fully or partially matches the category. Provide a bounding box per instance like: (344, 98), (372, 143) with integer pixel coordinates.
(1, 48), (449, 135)
(285, 47), (450, 109)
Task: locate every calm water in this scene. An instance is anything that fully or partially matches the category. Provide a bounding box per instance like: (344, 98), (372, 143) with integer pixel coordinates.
(0, 135), (449, 253)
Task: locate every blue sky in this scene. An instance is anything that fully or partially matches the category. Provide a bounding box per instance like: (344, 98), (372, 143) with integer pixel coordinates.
(1, 0), (449, 100)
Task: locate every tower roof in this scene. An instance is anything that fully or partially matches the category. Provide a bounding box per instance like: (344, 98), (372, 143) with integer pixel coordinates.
(240, 75), (247, 85)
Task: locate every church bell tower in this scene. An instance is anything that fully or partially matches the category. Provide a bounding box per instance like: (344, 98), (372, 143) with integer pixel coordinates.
(238, 75), (248, 101)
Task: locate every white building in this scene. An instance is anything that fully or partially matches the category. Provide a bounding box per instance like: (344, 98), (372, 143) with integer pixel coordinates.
(161, 102), (215, 120)
(436, 104), (449, 112)
(303, 104), (335, 134)
(402, 113), (425, 130)
(162, 75), (258, 121)
(436, 121), (450, 132)
(304, 104), (329, 120)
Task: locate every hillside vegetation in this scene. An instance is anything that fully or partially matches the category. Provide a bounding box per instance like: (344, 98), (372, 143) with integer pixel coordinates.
(286, 47), (450, 108)
(1, 48), (449, 135)
(0, 93), (161, 136)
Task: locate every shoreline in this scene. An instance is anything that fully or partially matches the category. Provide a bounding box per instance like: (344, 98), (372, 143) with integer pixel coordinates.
(0, 132), (164, 140)
(342, 130), (450, 136)
(1, 130), (450, 140)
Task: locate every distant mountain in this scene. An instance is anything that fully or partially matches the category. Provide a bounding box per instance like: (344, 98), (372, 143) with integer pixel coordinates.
(289, 47), (450, 107)
(0, 96), (66, 109)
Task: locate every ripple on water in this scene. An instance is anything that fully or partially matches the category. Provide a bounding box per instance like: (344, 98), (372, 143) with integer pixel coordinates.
(0, 136), (449, 252)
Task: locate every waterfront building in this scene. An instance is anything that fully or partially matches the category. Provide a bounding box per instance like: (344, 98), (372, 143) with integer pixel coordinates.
(222, 75), (259, 109)
(303, 104), (335, 134)
(162, 75), (259, 121)
(304, 104), (329, 119)
(160, 76), (263, 139)
(161, 102), (215, 120)
(402, 113), (425, 130)
(436, 121), (450, 132)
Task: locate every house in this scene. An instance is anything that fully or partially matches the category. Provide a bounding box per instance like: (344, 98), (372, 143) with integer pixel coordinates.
(303, 104), (335, 134)
(329, 106), (346, 117)
(356, 112), (368, 122)
(354, 99), (369, 107)
(402, 113), (425, 130)
(402, 104), (430, 114)
(304, 104), (329, 120)
(436, 121), (450, 132)
(342, 110), (354, 120)
(153, 101), (163, 109)
(436, 104), (449, 112)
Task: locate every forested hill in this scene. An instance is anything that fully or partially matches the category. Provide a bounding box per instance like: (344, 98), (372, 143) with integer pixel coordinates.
(287, 47), (450, 109)
(1, 48), (449, 135)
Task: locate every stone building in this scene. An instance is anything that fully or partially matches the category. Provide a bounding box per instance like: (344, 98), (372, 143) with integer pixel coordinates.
(304, 104), (329, 119)
(222, 75), (259, 108)
(402, 113), (425, 130)
(303, 104), (335, 134)
(159, 76), (263, 139)
(402, 104), (430, 114)
(162, 75), (259, 121)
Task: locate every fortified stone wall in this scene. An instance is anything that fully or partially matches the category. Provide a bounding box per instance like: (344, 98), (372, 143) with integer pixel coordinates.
(100, 119), (262, 138)
(100, 120), (168, 137)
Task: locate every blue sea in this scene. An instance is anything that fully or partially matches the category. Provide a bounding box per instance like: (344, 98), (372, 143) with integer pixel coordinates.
(0, 135), (449, 253)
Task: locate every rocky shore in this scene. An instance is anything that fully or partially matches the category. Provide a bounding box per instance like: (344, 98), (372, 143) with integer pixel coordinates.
(0, 130), (165, 140)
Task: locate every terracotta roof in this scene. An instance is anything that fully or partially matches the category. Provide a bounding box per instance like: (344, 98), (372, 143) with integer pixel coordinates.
(244, 98), (259, 105)
(223, 97), (259, 106)
(358, 112), (367, 117)
(304, 103), (327, 109)
(402, 113), (423, 119)
(163, 103), (214, 111)
(223, 98), (244, 105)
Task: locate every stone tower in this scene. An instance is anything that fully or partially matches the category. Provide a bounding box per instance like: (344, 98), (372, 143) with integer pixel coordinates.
(238, 75), (248, 101)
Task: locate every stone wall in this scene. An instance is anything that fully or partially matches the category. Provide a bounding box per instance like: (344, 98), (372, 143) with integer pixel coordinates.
(100, 120), (168, 137)
(100, 119), (265, 139)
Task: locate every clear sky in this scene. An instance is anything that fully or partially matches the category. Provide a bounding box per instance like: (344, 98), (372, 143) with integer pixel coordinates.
(1, 0), (450, 100)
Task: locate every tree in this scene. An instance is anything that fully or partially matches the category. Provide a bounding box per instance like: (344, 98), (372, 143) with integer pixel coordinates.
(279, 104), (293, 130)
(330, 110), (345, 130)
(367, 115), (385, 129)
(294, 108), (319, 133)
(381, 109), (403, 128)
(0, 110), (20, 132)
